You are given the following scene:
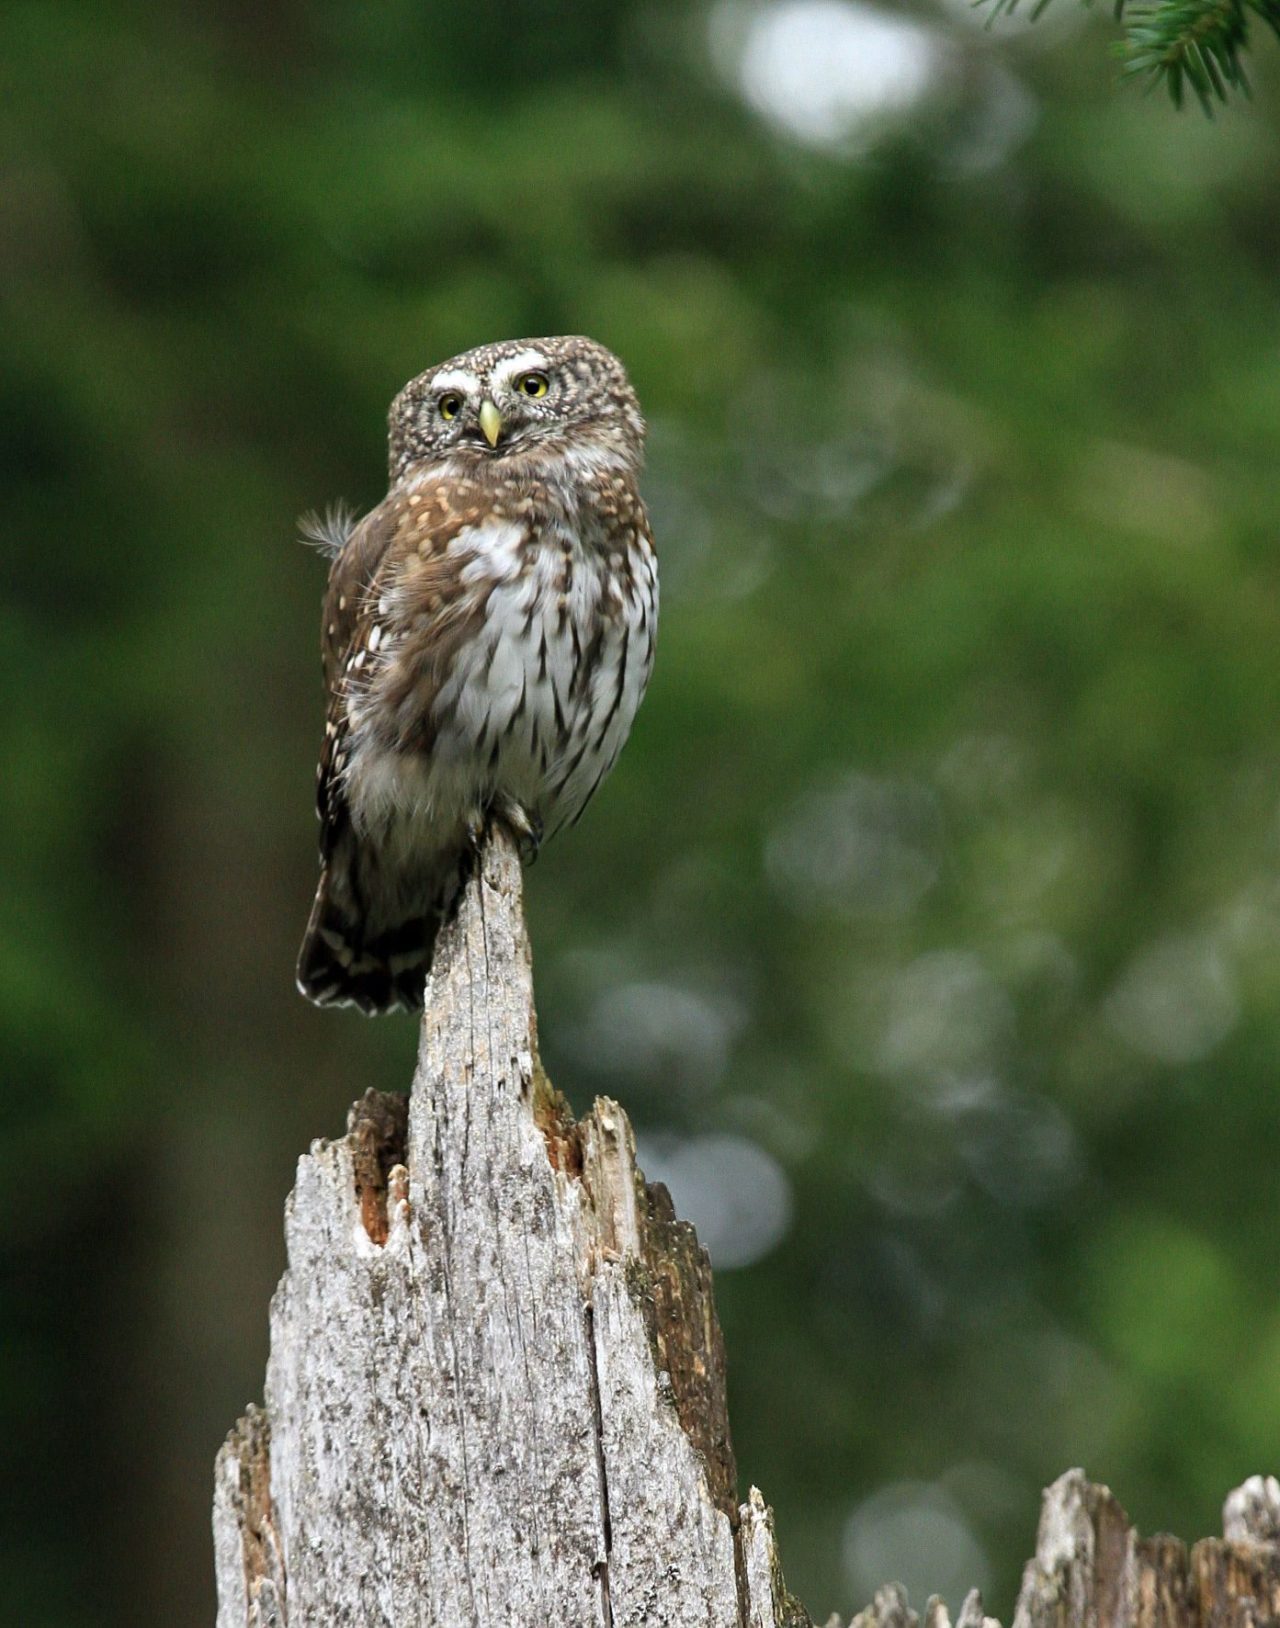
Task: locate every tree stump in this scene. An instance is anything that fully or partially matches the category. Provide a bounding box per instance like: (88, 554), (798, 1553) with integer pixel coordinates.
(214, 830), (1280, 1627)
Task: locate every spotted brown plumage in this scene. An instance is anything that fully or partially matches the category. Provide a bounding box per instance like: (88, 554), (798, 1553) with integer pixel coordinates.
(297, 336), (658, 1014)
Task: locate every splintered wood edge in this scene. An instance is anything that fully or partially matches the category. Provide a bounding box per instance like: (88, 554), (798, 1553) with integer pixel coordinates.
(346, 1088), (409, 1245)
(573, 1096), (740, 1522)
(214, 1405), (285, 1628)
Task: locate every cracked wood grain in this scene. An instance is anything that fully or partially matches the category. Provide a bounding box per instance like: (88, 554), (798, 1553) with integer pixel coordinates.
(214, 831), (1280, 1628)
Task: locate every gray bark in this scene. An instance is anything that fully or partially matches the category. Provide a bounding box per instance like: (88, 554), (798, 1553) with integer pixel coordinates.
(214, 829), (1280, 1628)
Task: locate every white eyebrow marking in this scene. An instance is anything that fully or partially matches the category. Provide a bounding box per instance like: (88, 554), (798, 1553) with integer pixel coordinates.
(430, 368), (481, 396)
(492, 350), (550, 389)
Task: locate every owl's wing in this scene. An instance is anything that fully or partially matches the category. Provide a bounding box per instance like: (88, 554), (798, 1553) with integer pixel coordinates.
(315, 480), (503, 846)
(319, 500), (399, 698)
(299, 479), (512, 1012)
(313, 496), (403, 855)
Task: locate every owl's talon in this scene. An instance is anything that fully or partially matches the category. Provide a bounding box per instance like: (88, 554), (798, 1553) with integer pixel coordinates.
(463, 809), (487, 853)
(492, 796), (543, 865)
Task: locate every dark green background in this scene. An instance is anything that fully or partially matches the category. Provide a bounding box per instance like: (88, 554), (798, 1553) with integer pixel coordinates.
(5, 1), (1280, 1622)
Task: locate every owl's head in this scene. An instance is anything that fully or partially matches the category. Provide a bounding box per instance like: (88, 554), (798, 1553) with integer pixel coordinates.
(387, 336), (645, 482)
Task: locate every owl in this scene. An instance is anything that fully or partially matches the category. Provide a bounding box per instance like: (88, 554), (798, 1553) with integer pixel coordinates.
(296, 336), (658, 1014)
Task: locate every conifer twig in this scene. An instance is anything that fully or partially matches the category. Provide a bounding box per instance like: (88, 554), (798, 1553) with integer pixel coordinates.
(976, 0), (1280, 110)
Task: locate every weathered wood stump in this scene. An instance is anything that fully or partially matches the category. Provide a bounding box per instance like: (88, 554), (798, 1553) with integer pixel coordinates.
(214, 830), (1280, 1627)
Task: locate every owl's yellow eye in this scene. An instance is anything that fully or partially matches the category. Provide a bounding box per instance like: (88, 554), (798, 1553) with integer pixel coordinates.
(516, 371), (549, 399)
(439, 393), (462, 421)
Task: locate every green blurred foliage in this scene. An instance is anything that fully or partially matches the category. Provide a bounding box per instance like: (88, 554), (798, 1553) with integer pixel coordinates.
(5, 1), (1280, 1623)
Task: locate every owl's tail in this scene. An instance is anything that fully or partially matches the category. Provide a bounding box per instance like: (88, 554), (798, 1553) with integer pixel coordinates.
(296, 841), (458, 1015)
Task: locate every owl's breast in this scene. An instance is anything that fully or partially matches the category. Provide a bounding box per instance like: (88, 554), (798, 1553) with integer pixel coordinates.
(426, 508), (657, 829)
(342, 488), (656, 844)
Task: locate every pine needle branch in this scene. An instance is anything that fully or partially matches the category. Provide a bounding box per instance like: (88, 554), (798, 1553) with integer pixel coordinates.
(974, 0), (1280, 109)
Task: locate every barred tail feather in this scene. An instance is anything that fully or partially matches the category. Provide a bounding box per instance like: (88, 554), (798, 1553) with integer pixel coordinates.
(296, 859), (447, 1016)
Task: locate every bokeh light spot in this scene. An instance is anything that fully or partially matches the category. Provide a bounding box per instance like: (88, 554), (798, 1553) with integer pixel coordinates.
(712, 0), (943, 150)
(843, 1480), (990, 1613)
(638, 1132), (793, 1268)
(1105, 933), (1239, 1064)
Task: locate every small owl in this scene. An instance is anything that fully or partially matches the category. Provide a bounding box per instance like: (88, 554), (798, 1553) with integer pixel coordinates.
(296, 336), (658, 1014)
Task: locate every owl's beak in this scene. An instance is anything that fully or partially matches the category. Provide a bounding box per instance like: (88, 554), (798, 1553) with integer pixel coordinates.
(479, 399), (503, 448)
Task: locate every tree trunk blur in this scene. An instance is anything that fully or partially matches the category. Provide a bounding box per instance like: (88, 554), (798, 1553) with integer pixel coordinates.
(212, 828), (1280, 1628)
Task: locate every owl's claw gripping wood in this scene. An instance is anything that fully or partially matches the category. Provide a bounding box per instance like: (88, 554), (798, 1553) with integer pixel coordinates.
(296, 336), (658, 1014)
(463, 807), (487, 854)
(492, 796), (544, 865)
